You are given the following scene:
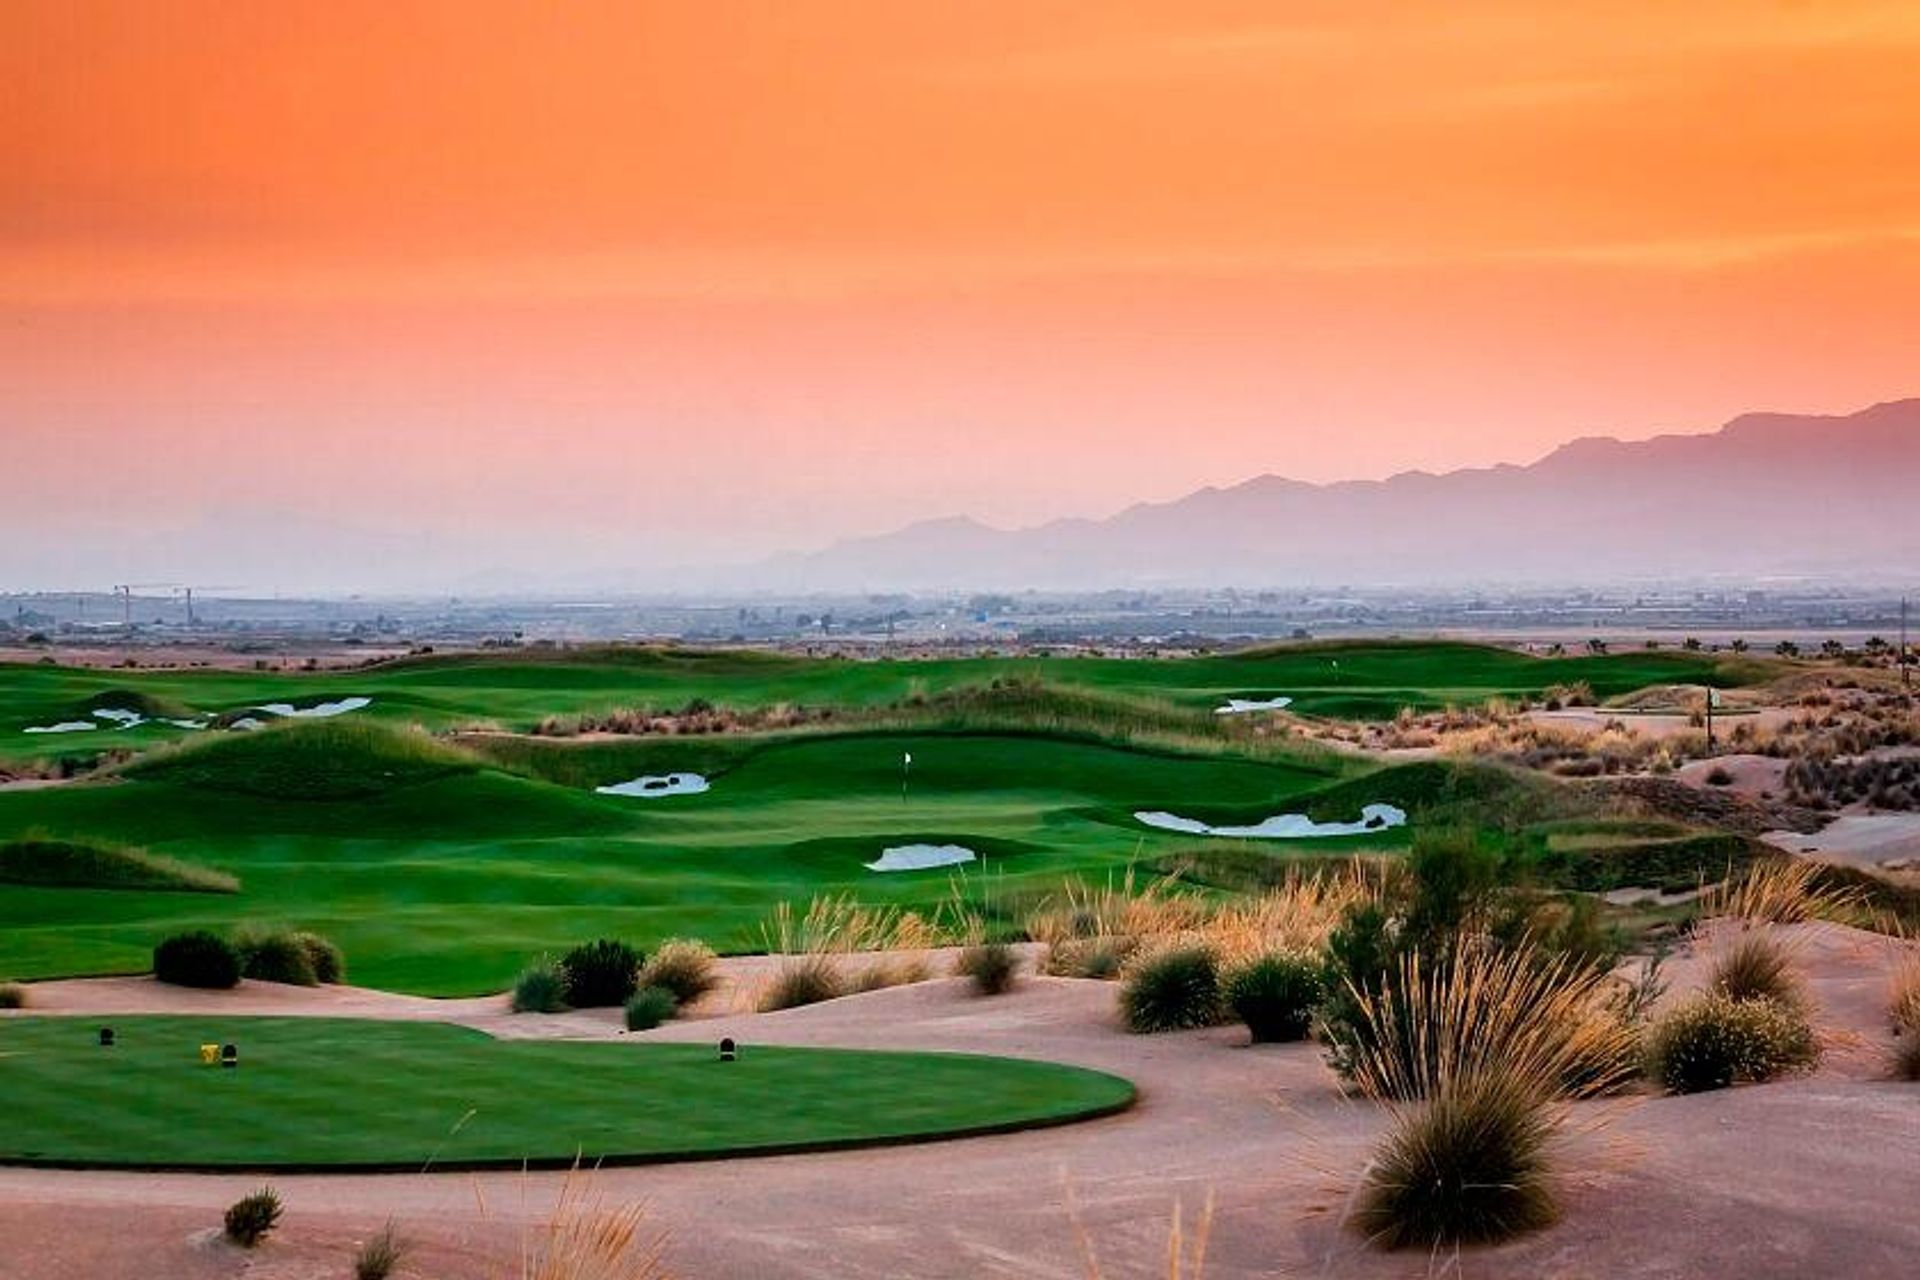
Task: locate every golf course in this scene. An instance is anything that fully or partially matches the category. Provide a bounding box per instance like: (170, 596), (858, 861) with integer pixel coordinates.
(0, 641), (1762, 993)
(0, 1015), (1134, 1169)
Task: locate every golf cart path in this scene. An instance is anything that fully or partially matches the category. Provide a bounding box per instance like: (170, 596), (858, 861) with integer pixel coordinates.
(3, 925), (1918, 1278)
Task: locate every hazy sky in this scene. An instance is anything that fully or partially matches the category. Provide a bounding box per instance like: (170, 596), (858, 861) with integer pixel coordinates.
(5, 1), (1918, 590)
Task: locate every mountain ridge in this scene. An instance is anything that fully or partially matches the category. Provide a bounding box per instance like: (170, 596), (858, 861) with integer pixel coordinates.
(746, 398), (1920, 590)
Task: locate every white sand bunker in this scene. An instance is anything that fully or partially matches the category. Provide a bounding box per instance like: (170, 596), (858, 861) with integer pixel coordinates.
(866, 843), (978, 872)
(255, 696), (372, 719)
(23, 721), (98, 734)
(229, 717), (268, 731)
(91, 708), (147, 727)
(1135, 802), (1407, 840)
(595, 772), (711, 798)
(1215, 696), (1292, 715)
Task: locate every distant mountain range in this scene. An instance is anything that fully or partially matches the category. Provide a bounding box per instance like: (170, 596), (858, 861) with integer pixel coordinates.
(743, 399), (1920, 590)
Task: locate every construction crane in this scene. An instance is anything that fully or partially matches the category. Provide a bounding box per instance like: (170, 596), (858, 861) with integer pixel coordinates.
(174, 584), (242, 627)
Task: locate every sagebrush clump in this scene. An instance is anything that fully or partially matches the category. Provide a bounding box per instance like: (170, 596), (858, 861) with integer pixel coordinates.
(560, 938), (642, 1008)
(223, 1186), (283, 1248)
(1121, 946), (1222, 1033)
(956, 941), (1019, 996)
(234, 926), (318, 987)
(1645, 992), (1820, 1094)
(637, 939), (718, 1007)
(623, 985), (678, 1031)
(1353, 1070), (1559, 1249)
(1223, 951), (1323, 1043)
(153, 930), (242, 989)
(511, 959), (569, 1014)
(761, 954), (845, 1011)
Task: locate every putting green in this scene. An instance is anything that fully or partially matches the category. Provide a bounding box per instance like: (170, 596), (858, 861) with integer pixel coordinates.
(0, 1016), (1135, 1171)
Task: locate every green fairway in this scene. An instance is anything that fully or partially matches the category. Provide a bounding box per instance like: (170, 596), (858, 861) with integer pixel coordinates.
(0, 640), (1762, 763)
(0, 641), (1764, 993)
(0, 1016), (1134, 1170)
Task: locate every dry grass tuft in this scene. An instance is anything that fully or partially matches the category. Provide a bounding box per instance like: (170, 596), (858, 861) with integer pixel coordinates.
(1067, 1182), (1213, 1280)
(1699, 858), (1862, 926)
(1890, 954), (1920, 1036)
(518, 1178), (671, 1280)
(1335, 943), (1640, 1103)
(1708, 928), (1808, 1013)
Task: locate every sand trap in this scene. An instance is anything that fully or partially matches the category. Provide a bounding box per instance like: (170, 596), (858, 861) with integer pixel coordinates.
(22, 721), (98, 734)
(255, 696), (372, 719)
(228, 717), (267, 731)
(1214, 696), (1292, 715)
(595, 772), (711, 798)
(164, 718), (209, 730)
(1135, 802), (1406, 839)
(866, 843), (978, 872)
(90, 708), (146, 727)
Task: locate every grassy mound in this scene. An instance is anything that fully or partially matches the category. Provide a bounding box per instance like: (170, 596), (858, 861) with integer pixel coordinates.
(81, 688), (194, 720)
(129, 720), (478, 800)
(0, 1015), (1135, 1170)
(0, 835), (236, 893)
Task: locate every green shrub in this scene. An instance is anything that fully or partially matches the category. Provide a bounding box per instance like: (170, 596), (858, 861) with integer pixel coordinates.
(1645, 993), (1820, 1094)
(623, 985), (678, 1031)
(1224, 951), (1324, 1043)
(956, 941), (1019, 996)
(1121, 946), (1222, 1033)
(637, 939), (718, 1006)
(353, 1223), (405, 1280)
(1708, 931), (1803, 1011)
(761, 955), (845, 1011)
(153, 930), (242, 989)
(223, 1186), (283, 1248)
(0, 982), (26, 1009)
(510, 959), (568, 1013)
(560, 938), (641, 1008)
(234, 926), (318, 987)
(289, 931), (345, 984)
(1353, 1071), (1559, 1249)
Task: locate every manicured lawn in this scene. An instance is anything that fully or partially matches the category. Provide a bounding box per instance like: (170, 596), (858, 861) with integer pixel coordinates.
(0, 1015), (1135, 1170)
(0, 641), (1761, 993)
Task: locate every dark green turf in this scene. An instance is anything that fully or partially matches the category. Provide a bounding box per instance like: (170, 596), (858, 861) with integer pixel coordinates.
(0, 1015), (1134, 1170)
(0, 642), (1763, 994)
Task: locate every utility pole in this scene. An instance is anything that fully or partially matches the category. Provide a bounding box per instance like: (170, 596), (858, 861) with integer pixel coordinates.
(1903, 596), (1911, 693)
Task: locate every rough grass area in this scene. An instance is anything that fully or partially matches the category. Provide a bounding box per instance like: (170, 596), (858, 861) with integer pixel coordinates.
(0, 834), (237, 893)
(126, 720), (478, 800)
(0, 1016), (1134, 1170)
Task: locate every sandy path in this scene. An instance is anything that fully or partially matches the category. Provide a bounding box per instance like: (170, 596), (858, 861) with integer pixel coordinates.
(3, 926), (1917, 1279)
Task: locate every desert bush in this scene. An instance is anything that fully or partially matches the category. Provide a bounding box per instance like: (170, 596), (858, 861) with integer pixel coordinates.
(0, 982), (26, 1009)
(234, 926), (319, 986)
(1328, 942), (1640, 1102)
(153, 930), (242, 989)
(511, 959), (569, 1014)
(1704, 765), (1734, 787)
(223, 1186), (283, 1248)
(761, 954), (845, 1011)
(560, 939), (642, 1008)
(956, 941), (1019, 995)
(1223, 951), (1323, 1043)
(1121, 945), (1222, 1033)
(1645, 992), (1820, 1094)
(623, 985), (678, 1031)
(1044, 935), (1133, 979)
(289, 930), (345, 984)
(1353, 1069), (1559, 1249)
(1890, 957), (1920, 1035)
(1708, 930), (1805, 1012)
(637, 938), (718, 1007)
(1893, 1033), (1920, 1082)
(353, 1223), (405, 1280)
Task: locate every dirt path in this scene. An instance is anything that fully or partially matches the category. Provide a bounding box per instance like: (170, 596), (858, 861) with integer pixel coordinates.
(3, 926), (1917, 1279)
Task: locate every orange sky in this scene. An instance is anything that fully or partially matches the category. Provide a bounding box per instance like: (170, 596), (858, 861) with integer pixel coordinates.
(4, 1), (1918, 589)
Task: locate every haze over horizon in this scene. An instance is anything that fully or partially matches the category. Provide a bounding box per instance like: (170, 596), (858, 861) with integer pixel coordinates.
(7, 3), (1920, 591)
